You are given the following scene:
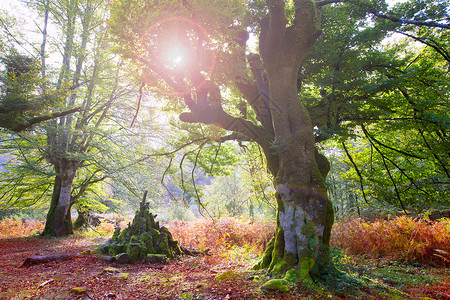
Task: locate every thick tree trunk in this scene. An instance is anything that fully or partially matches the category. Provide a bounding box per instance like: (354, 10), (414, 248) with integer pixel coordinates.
(256, 106), (334, 281)
(42, 161), (77, 237)
(251, 1), (335, 283)
(255, 63), (334, 281)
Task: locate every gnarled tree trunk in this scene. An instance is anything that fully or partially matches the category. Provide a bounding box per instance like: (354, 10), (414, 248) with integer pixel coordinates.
(255, 90), (334, 279)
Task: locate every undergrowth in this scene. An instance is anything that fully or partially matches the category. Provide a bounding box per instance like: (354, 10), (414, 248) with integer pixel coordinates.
(166, 217), (275, 255)
(3, 215), (449, 268)
(0, 218), (44, 238)
(331, 216), (450, 266)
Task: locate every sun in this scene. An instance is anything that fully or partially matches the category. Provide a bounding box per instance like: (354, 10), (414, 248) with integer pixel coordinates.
(141, 16), (217, 95)
(165, 47), (187, 68)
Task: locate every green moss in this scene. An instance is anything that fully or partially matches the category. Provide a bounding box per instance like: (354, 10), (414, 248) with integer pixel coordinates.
(145, 212), (155, 231)
(284, 268), (302, 283)
(169, 240), (182, 256)
(138, 240), (147, 259)
(324, 198), (335, 245)
(98, 243), (110, 254)
(118, 227), (130, 241)
(271, 252), (296, 275)
(254, 237), (275, 270)
(157, 232), (173, 259)
(141, 232), (155, 254)
(214, 270), (239, 281)
(147, 254), (167, 263)
(268, 226), (285, 273)
(299, 257), (314, 283)
(127, 243), (141, 263)
(101, 267), (120, 274)
(70, 287), (86, 294)
(261, 279), (290, 293)
(111, 226), (121, 241)
(151, 228), (160, 245)
(99, 201), (181, 263)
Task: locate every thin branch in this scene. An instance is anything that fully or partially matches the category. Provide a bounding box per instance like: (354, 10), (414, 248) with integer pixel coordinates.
(362, 127), (425, 159)
(315, 0), (450, 30)
(362, 125), (433, 198)
(160, 157), (179, 202)
(130, 82), (145, 128)
(370, 11), (450, 30)
(341, 142), (369, 204)
(209, 143), (221, 174)
(191, 141), (214, 219)
(396, 31), (450, 63)
(179, 149), (195, 204)
(362, 129), (408, 214)
(316, 0), (344, 7)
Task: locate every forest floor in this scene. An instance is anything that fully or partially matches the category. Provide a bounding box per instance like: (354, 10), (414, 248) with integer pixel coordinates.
(0, 235), (449, 300)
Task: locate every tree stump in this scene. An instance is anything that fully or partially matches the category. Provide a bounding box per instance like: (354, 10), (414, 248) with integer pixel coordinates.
(99, 192), (182, 263)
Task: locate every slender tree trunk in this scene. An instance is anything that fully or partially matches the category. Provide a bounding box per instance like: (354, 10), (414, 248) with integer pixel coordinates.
(42, 160), (78, 236)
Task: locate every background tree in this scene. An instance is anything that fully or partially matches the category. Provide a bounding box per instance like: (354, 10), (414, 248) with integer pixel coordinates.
(0, 0), (164, 236)
(0, 10), (80, 132)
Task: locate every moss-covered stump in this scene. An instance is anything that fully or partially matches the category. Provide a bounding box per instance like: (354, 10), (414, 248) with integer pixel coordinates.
(99, 195), (182, 263)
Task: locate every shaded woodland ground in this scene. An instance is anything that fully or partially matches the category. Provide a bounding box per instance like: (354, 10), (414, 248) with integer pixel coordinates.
(0, 217), (449, 299)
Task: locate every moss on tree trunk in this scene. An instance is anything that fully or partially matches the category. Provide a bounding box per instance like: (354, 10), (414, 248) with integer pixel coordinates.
(254, 83), (335, 289)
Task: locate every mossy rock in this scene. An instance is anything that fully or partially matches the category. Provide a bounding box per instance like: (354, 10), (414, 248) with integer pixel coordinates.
(101, 267), (120, 274)
(141, 232), (155, 254)
(261, 279), (290, 293)
(127, 243), (141, 263)
(146, 254), (167, 263)
(70, 287), (87, 294)
(98, 195), (182, 263)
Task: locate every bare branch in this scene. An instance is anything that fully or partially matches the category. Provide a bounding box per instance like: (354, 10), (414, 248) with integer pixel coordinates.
(315, 0), (450, 30)
(10, 107), (81, 132)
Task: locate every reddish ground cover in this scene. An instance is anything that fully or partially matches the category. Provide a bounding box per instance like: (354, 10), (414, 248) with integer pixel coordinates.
(0, 236), (294, 300)
(1, 217), (449, 299)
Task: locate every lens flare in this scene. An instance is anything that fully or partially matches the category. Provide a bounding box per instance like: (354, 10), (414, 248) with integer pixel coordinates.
(140, 17), (217, 97)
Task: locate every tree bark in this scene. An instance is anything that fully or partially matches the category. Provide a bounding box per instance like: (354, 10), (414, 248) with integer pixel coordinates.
(253, 0), (334, 280)
(42, 160), (78, 236)
(20, 254), (74, 267)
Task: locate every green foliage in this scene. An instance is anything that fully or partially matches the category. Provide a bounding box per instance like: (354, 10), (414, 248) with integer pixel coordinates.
(302, 1), (449, 210)
(0, 53), (61, 131)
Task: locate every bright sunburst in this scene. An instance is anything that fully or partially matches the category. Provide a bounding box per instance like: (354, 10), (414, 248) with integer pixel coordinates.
(165, 47), (186, 68)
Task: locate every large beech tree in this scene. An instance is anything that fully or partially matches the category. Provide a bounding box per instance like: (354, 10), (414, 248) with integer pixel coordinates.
(108, 0), (448, 282)
(109, 0), (333, 281)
